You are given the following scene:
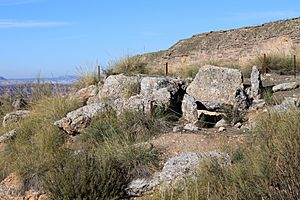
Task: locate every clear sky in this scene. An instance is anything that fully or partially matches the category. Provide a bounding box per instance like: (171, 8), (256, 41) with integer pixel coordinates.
(1, 0), (300, 79)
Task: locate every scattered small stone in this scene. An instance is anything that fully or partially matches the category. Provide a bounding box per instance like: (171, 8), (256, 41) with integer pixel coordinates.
(183, 123), (199, 131)
(234, 122), (242, 128)
(173, 125), (184, 133)
(215, 119), (228, 128)
(218, 127), (226, 132)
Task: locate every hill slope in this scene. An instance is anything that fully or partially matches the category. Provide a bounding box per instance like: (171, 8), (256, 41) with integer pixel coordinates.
(141, 17), (300, 73)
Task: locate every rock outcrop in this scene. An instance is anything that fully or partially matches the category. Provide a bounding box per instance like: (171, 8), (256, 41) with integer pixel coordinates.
(126, 151), (230, 197)
(99, 74), (141, 101)
(186, 65), (244, 105)
(54, 103), (109, 135)
(272, 82), (299, 92)
(3, 110), (30, 127)
(0, 130), (17, 143)
(70, 85), (98, 104)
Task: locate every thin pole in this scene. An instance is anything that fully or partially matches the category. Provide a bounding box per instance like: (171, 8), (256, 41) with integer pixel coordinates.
(98, 65), (101, 82)
(294, 55), (297, 78)
(165, 62), (168, 76)
(262, 53), (267, 75)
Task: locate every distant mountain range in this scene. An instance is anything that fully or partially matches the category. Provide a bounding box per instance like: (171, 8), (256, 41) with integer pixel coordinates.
(0, 75), (78, 86)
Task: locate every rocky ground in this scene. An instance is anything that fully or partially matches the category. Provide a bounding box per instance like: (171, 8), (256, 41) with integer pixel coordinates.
(1, 65), (300, 199)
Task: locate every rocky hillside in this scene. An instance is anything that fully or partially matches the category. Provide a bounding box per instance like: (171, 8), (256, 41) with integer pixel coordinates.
(2, 64), (300, 199)
(141, 17), (300, 73)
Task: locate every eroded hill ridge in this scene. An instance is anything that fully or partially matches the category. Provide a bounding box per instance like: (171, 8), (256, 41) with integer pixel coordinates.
(141, 17), (300, 72)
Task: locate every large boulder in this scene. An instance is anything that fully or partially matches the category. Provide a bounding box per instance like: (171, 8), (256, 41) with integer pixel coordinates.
(99, 74), (141, 101)
(3, 110), (30, 127)
(113, 95), (152, 114)
(140, 76), (187, 109)
(54, 103), (109, 135)
(272, 82), (299, 92)
(70, 85), (98, 104)
(126, 151), (230, 197)
(186, 65), (244, 105)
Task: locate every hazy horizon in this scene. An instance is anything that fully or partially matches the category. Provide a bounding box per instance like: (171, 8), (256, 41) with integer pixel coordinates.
(1, 0), (300, 79)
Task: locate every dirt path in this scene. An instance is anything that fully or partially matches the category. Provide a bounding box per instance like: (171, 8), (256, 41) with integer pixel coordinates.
(151, 128), (248, 158)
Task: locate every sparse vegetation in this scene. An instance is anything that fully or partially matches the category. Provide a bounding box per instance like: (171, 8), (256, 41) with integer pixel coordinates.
(148, 109), (300, 200)
(109, 55), (148, 75)
(73, 66), (98, 90)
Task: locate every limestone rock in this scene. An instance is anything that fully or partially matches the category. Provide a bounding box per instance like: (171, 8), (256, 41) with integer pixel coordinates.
(0, 130), (17, 143)
(172, 125), (184, 133)
(272, 82), (299, 92)
(250, 66), (263, 99)
(218, 127), (226, 132)
(12, 98), (27, 110)
(113, 95), (152, 114)
(183, 123), (199, 131)
(269, 97), (300, 113)
(186, 65), (243, 105)
(181, 94), (198, 122)
(140, 76), (186, 108)
(70, 85), (98, 104)
(3, 110), (30, 127)
(234, 87), (250, 112)
(99, 74), (140, 101)
(126, 151), (230, 196)
(215, 119), (228, 128)
(54, 103), (109, 135)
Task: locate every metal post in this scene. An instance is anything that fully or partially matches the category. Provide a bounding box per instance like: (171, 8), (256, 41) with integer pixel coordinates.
(262, 53), (267, 75)
(294, 55), (297, 78)
(165, 62), (168, 76)
(98, 65), (101, 82)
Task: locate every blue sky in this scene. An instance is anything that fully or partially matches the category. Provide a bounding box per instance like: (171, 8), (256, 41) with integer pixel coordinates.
(0, 0), (300, 79)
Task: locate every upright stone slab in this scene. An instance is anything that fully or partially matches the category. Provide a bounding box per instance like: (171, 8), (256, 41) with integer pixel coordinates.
(250, 66), (262, 99)
(186, 65), (244, 105)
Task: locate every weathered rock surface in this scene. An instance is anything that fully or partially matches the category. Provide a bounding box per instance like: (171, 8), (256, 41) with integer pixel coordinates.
(181, 94), (198, 122)
(250, 66), (263, 99)
(269, 97), (300, 113)
(113, 95), (152, 114)
(99, 74), (141, 101)
(70, 85), (98, 104)
(234, 87), (250, 112)
(186, 65), (243, 105)
(183, 123), (199, 131)
(126, 151), (230, 196)
(3, 110), (30, 127)
(0, 130), (17, 143)
(54, 103), (109, 135)
(272, 82), (299, 92)
(12, 98), (27, 110)
(140, 76), (187, 108)
(215, 119), (228, 128)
